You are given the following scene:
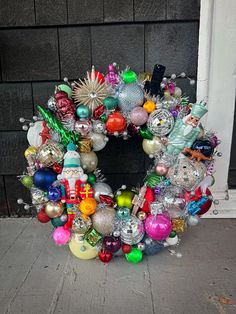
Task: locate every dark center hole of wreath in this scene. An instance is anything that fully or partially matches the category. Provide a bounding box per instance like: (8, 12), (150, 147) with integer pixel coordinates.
(96, 136), (150, 191)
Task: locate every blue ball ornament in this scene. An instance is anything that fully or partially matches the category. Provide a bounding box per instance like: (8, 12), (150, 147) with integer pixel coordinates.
(143, 235), (164, 256)
(116, 207), (130, 220)
(192, 140), (214, 157)
(48, 187), (61, 202)
(76, 104), (90, 119)
(33, 168), (57, 191)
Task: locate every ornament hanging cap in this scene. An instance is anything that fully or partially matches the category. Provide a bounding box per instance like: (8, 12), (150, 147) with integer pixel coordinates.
(191, 101), (208, 119)
(63, 142), (81, 168)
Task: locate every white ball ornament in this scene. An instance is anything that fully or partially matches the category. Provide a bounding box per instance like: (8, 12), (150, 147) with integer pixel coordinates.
(165, 235), (179, 246)
(27, 121), (44, 147)
(91, 133), (107, 151)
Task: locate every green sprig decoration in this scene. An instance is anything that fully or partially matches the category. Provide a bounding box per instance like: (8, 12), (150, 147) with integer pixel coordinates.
(144, 172), (162, 188)
(37, 105), (80, 146)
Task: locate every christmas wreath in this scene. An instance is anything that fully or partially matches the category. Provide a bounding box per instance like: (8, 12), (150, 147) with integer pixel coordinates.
(18, 63), (221, 263)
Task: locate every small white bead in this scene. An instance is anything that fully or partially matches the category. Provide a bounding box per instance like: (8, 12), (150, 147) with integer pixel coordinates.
(19, 117), (25, 123)
(149, 154), (154, 159)
(171, 74), (176, 80)
(17, 198), (23, 204)
(123, 131), (128, 136)
(116, 191), (121, 196)
(190, 79), (195, 85)
(22, 125), (28, 131)
(121, 185), (126, 190)
(104, 137), (109, 142)
(71, 83), (75, 88)
(160, 83), (166, 89)
(114, 132), (119, 137)
(63, 77), (68, 82)
(176, 252), (182, 258)
(32, 116), (38, 121)
(162, 77), (168, 82)
(29, 122), (34, 127)
(24, 204), (30, 210)
(180, 72), (186, 78)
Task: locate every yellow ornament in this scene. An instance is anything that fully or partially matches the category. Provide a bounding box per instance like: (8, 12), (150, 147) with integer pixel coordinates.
(69, 235), (98, 260)
(24, 146), (37, 158)
(143, 100), (156, 113)
(79, 197), (97, 216)
(115, 190), (135, 209)
(171, 218), (185, 233)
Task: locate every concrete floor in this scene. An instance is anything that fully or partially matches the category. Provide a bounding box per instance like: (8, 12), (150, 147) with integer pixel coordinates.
(0, 219), (235, 314)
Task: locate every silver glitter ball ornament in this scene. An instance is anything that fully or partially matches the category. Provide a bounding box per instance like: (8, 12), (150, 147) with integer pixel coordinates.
(147, 109), (174, 136)
(93, 182), (113, 201)
(92, 206), (116, 235)
(167, 155), (206, 191)
(92, 120), (106, 134)
(120, 215), (144, 245)
(47, 96), (57, 111)
(117, 83), (144, 113)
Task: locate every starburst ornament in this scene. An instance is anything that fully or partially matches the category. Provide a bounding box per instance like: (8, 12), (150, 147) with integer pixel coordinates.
(73, 66), (108, 113)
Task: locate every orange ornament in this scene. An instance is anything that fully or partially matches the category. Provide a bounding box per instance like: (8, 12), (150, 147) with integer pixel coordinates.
(79, 198), (97, 216)
(105, 111), (126, 133)
(143, 100), (156, 113)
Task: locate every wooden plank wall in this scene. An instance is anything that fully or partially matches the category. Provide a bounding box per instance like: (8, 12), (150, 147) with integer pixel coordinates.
(0, 0), (200, 216)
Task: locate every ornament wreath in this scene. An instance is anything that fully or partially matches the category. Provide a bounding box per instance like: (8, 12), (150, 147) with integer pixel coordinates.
(18, 63), (221, 264)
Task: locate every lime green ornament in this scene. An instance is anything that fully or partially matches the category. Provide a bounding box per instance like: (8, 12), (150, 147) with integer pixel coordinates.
(125, 248), (143, 263)
(57, 84), (72, 98)
(21, 175), (33, 189)
(144, 172), (162, 188)
(37, 105), (80, 147)
(122, 70), (137, 84)
(87, 173), (96, 185)
(103, 97), (118, 110)
(115, 190), (135, 209)
(139, 126), (154, 140)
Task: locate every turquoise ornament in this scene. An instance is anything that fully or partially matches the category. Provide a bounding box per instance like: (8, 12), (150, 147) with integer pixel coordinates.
(76, 104), (90, 119)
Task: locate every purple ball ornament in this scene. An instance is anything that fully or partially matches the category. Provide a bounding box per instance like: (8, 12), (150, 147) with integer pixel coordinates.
(130, 107), (148, 126)
(103, 236), (122, 253)
(145, 213), (172, 241)
(33, 168), (57, 191)
(48, 187), (61, 201)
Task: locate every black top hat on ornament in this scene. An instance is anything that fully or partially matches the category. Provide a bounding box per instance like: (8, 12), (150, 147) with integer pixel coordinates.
(144, 64), (166, 97)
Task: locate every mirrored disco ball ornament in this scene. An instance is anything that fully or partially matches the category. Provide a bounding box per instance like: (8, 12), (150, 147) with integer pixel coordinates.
(120, 215), (144, 245)
(117, 83), (144, 113)
(72, 214), (92, 234)
(37, 140), (64, 167)
(147, 109), (174, 136)
(167, 155), (206, 191)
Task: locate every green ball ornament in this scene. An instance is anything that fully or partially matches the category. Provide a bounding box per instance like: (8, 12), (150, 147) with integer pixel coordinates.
(21, 175), (33, 189)
(51, 216), (66, 227)
(57, 84), (72, 98)
(169, 231), (176, 238)
(144, 172), (162, 188)
(122, 70), (137, 84)
(140, 126), (154, 140)
(87, 173), (96, 185)
(125, 248), (143, 263)
(103, 97), (118, 110)
(100, 114), (108, 123)
(76, 104), (90, 119)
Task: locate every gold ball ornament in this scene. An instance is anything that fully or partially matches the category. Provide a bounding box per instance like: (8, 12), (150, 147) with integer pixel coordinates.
(92, 206), (116, 235)
(115, 190), (135, 209)
(69, 235), (98, 260)
(143, 100), (156, 113)
(45, 201), (64, 218)
(37, 140), (64, 167)
(137, 211), (147, 221)
(24, 146), (37, 158)
(80, 151), (98, 172)
(142, 137), (165, 156)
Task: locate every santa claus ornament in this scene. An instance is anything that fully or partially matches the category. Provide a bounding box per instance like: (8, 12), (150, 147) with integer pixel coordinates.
(17, 63), (221, 264)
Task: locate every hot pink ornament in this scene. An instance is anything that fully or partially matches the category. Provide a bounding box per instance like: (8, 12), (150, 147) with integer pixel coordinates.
(130, 107), (148, 126)
(145, 214), (172, 241)
(52, 226), (71, 245)
(105, 64), (120, 87)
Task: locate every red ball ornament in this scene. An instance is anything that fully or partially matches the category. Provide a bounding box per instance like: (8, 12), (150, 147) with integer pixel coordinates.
(105, 111), (126, 133)
(93, 104), (105, 119)
(142, 187), (155, 213)
(37, 208), (51, 223)
(186, 187), (213, 216)
(53, 163), (62, 174)
(99, 195), (114, 206)
(122, 244), (132, 254)
(98, 249), (113, 263)
(89, 71), (105, 84)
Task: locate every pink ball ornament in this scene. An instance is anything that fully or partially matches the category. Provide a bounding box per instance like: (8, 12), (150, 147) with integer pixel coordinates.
(145, 214), (172, 241)
(130, 107), (148, 126)
(155, 163), (168, 176)
(52, 226), (71, 245)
